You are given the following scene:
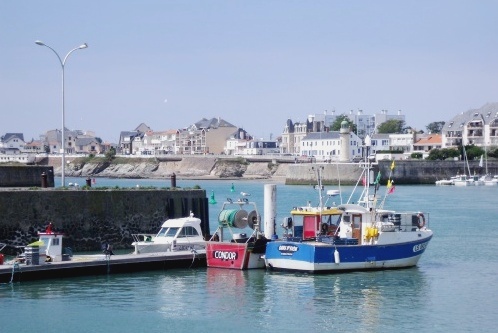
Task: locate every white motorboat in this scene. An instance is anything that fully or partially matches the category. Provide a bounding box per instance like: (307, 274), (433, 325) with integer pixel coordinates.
(435, 177), (455, 185)
(479, 174), (498, 186)
(453, 174), (474, 186)
(132, 212), (206, 254)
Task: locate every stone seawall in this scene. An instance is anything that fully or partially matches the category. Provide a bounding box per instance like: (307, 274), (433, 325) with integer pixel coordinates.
(377, 159), (498, 184)
(271, 159), (498, 184)
(40, 156), (498, 184)
(284, 163), (365, 185)
(0, 165), (55, 187)
(0, 189), (209, 254)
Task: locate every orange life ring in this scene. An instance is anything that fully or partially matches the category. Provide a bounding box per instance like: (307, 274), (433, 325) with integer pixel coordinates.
(417, 213), (426, 229)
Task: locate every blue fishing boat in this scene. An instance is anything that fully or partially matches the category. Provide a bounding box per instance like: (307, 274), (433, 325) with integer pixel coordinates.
(264, 136), (433, 273)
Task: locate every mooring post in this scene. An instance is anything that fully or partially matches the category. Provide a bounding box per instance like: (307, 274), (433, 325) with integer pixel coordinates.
(171, 172), (177, 188)
(41, 172), (48, 188)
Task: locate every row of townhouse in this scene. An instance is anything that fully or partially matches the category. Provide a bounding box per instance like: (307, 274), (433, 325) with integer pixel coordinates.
(118, 119), (280, 157)
(117, 118), (271, 156)
(4, 103), (498, 161)
(0, 117), (274, 160)
(281, 112), (443, 161)
(119, 113), (404, 158)
(0, 130), (111, 157)
(346, 103), (498, 154)
(0, 120), (443, 163)
(280, 109), (406, 156)
(294, 129), (440, 162)
(297, 130), (442, 162)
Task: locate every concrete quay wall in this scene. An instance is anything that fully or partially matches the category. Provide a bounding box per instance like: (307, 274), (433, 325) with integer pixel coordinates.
(0, 189), (209, 255)
(376, 159), (497, 184)
(38, 155), (498, 184)
(0, 166), (55, 187)
(285, 160), (498, 185)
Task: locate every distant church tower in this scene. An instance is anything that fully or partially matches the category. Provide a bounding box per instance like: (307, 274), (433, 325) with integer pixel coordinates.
(339, 120), (350, 162)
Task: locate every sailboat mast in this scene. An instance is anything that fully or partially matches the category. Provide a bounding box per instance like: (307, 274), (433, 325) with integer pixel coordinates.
(463, 146), (471, 176)
(485, 144), (488, 175)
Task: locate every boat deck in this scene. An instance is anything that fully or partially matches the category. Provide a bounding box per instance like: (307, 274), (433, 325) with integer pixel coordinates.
(0, 251), (206, 283)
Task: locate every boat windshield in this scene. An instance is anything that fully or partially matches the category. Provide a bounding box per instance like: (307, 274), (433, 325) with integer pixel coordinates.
(165, 227), (179, 237)
(156, 228), (168, 237)
(176, 226), (200, 238)
(322, 214), (342, 225)
(156, 227), (180, 238)
(292, 213), (341, 226)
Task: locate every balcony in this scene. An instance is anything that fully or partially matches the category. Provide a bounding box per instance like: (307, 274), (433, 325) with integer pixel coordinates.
(467, 130), (483, 137)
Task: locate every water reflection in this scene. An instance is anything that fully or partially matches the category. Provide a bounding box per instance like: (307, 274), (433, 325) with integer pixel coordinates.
(258, 268), (429, 332)
(2, 264), (429, 332)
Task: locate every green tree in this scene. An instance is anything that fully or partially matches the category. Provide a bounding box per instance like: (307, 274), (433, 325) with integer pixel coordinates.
(426, 148), (460, 160)
(426, 121), (445, 134)
(105, 147), (116, 161)
(330, 115), (357, 133)
(377, 119), (405, 134)
(463, 145), (484, 161)
(411, 152), (423, 159)
(487, 146), (498, 158)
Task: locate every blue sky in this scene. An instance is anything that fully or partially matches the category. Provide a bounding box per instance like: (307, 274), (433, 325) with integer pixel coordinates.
(1, 1), (498, 143)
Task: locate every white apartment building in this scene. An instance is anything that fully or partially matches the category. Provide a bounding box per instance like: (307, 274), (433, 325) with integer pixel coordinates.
(389, 133), (416, 152)
(352, 110), (376, 139)
(300, 131), (362, 162)
(442, 103), (498, 148)
(370, 134), (391, 155)
(375, 110), (406, 131)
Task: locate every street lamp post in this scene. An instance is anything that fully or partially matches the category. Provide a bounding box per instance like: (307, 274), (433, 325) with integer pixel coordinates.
(35, 40), (88, 187)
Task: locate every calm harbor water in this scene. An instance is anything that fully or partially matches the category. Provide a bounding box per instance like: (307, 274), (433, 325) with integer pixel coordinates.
(1, 177), (498, 332)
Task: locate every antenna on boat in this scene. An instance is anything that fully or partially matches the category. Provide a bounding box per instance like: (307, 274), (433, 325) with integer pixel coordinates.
(351, 134), (381, 209)
(335, 162), (343, 204)
(324, 190), (340, 207)
(364, 135), (372, 209)
(351, 135), (372, 207)
(311, 166), (325, 209)
(379, 159), (396, 209)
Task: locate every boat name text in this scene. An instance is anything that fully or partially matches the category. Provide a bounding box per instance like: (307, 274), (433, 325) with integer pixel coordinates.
(213, 251), (238, 261)
(278, 244), (299, 256)
(413, 242), (429, 253)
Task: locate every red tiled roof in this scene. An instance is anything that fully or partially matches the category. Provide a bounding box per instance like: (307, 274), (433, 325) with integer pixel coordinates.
(414, 134), (442, 146)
